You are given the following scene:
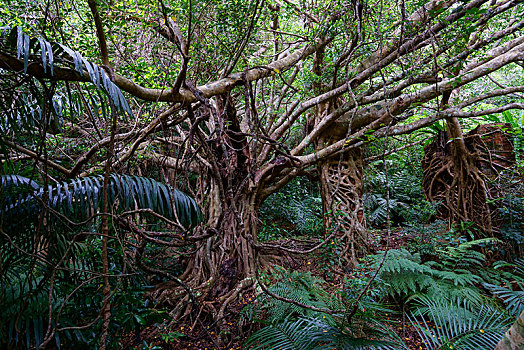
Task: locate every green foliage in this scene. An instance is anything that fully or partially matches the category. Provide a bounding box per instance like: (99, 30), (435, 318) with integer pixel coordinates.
(244, 317), (329, 350)
(482, 110), (524, 165)
(369, 242), (499, 302)
(364, 165), (425, 226)
(245, 268), (399, 350)
(0, 26), (133, 117)
(0, 27), (136, 175)
(136, 340), (162, 350)
(371, 249), (438, 297)
(0, 173), (201, 348)
(497, 193), (524, 247)
(252, 269), (341, 323)
(408, 297), (513, 350)
(483, 282), (524, 317)
(404, 220), (454, 257)
(259, 177), (322, 239)
(1, 174), (202, 230)
(244, 316), (395, 350)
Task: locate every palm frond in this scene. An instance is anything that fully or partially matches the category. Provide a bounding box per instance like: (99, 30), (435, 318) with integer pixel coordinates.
(0, 26), (133, 117)
(244, 318), (327, 350)
(245, 317), (397, 350)
(483, 282), (524, 317)
(1, 174), (202, 230)
(409, 297), (513, 350)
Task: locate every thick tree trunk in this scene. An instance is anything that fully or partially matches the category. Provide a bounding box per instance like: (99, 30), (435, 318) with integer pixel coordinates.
(164, 93), (260, 332)
(167, 176), (259, 334)
(495, 310), (524, 350)
(312, 46), (368, 265)
(318, 146), (368, 265)
(193, 187), (258, 300)
(446, 117), (492, 231)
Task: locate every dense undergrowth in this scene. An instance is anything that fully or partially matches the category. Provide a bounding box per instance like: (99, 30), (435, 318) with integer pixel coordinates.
(2, 136), (523, 349)
(2, 1), (524, 348)
(245, 140), (524, 350)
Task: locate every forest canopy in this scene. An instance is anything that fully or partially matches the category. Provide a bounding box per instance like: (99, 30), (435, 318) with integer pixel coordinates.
(1, 0), (523, 349)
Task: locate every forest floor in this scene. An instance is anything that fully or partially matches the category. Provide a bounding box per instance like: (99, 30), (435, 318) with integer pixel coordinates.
(122, 227), (430, 350)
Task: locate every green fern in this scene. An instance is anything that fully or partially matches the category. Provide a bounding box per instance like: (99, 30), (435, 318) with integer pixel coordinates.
(436, 239), (498, 271)
(431, 269), (482, 287)
(515, 258), (524, 276)
(371, 249), (484, 302)
(248, 268), (402, 350)
(256, 269), (342, 324)
(372, 249), (435, 296)
(364, 167), (423, 226)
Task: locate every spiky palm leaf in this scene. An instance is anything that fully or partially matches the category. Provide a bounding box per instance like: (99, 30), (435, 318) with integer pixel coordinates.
(244, 317), (326, 350)
(483, 282), (524, 317)
(1, 174), (202, 230)
(0, 26), (132, 167)
(409, 297), (513, 350)
(0, 174), (201, 348)
(247, 269), (400, 350)
(0, 26), (133, 117)
(244, 317), (396, 350)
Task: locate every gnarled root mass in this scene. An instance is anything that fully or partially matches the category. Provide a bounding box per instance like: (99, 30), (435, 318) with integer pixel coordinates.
(422, 123), (517, 236)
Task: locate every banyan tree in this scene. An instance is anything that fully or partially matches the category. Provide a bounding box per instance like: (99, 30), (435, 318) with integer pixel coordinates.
(2, 0), (524, 336)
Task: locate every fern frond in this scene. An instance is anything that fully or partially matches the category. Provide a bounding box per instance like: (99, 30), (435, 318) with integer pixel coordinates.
(373, 249), (435, 297)
(372, 249), (485, 302)
(258, 270), (341, 323)
(431, 270), (482, 287)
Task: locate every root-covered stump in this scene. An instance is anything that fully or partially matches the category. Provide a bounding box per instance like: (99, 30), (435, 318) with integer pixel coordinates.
(422, 123), (517, 235)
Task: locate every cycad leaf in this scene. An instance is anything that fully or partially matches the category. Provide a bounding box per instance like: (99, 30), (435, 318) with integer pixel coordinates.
(410, 297), (512, 350)
(1, 174), (202, 231)
(244, 318), (323, 350)
(37, 37), (47, 73)
(483, 282), (524, 316)
(2, 26), (133, 117)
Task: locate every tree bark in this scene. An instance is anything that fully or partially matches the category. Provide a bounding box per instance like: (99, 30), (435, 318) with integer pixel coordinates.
(495, 310), (524, 350)
(311, 44), (368, 265)
(422, 116), (494, 235)
(445, 116), (493, 233)
(162, 93), (259, 335)
(318, 146), (367, 265)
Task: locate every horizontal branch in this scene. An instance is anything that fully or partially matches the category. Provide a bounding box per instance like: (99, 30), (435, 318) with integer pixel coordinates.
(0, 36), (330, 103)
(2, 139), (72, 176)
